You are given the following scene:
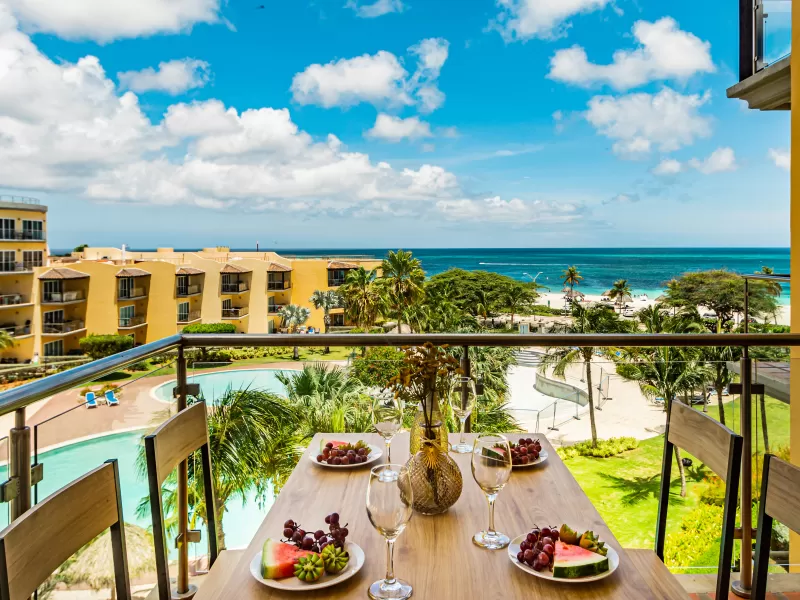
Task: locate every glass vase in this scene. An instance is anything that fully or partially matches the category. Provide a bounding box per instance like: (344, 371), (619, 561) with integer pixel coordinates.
(409, 396), (448, 454)
(405, 438), (463, 515)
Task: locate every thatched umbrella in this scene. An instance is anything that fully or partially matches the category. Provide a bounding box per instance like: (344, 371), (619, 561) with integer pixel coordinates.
(562, 289), (585, 301)
(59, 523), (156, 600)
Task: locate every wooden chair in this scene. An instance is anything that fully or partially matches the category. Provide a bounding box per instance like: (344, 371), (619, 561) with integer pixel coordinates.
(752, 455), (800, 599)
(0, 460), (131, 600)
(145, 402), (219, 600)
(655, 400), (743, 599)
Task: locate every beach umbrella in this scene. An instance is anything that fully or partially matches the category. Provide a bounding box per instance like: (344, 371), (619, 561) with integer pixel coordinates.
(59, 523), (156, 600)
(562, 289), (585, 300)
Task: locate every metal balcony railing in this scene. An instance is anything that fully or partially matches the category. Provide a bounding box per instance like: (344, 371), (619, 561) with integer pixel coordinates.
(0, 262), (31, 273)
(0, 294), (26, 306)
(0, 324), (30, 337)
(221, 282), (249, 294)
(222, 307), (249, 319)
(267, 304), (286, 314)
(0, 231), (46, 241)
(42, 290), (85, 303)
(267, 280), (291, 291)
(42, 320), (85, 334)
(177, 284), (202, 297)
(177, 310), (201, 323)
(118, 315), (146, 328)
(118, 287), (146, 300)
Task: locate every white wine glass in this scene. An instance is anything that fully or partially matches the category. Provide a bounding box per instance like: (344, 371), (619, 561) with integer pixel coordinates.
(372, 394), (403, 463)
(471, 434), (512, 550)
(366, 464), (414, 600)
(449, 377), (477, 453)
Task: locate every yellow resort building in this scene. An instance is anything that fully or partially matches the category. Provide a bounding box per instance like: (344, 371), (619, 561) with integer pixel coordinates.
(0, 199), (380, 362)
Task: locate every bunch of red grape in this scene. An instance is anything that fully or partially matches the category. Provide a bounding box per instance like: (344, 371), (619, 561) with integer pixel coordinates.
(317, 442), (371, 465)
(516, 525), (560, 571)
(510, 438), (542, 466)
(282, 513), (349, 553)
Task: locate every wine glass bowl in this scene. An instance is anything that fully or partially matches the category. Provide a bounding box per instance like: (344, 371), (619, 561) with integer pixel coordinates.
(366, 465), (414, 600)
(372, 394), (403, 463)
(471, 435), (512, 550)
(449, 377), (477, 454)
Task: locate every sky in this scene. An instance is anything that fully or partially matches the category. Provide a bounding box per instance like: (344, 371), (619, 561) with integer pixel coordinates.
(0, 0), (791, 250)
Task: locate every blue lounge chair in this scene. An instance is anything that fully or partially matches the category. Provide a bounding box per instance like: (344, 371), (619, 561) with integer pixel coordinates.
(86, 392), (97, 409)
(105, 390), (120, 407)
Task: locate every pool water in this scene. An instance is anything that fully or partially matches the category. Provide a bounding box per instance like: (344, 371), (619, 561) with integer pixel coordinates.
(153, 368), (290, 403)
(0, 431), (273, 550)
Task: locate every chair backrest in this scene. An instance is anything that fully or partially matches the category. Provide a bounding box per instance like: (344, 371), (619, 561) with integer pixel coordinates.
(105, 390), (115, 400)
(0, 460), (130, 600)
(752, 455), (800, 599)
(86, 392), (95, 401)
(145, 402), (218, 600)
(655, 400), (742, 600)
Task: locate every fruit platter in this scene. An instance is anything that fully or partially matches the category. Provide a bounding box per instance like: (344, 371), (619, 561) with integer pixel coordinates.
(310, 440), (383, 468)
(250, 512), (365, 591)
(508, 524), (619, 583)
(510, 438), (548, 468)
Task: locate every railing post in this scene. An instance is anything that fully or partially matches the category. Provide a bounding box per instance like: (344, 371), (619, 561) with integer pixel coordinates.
(733, 353), (753, 598)
(9, 407), (31, 521)
(461, 346), (471, 433)
(174, 345), (196, 599)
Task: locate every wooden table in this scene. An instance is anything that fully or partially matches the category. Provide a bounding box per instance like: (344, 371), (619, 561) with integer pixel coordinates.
(194, 433), (688, 599)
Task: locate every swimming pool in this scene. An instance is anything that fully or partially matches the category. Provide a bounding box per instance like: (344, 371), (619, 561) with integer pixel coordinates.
(152, 368), (292, 403)
(0, 431), (273, 550)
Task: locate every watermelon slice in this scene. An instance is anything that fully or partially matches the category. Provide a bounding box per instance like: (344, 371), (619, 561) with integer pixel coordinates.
(320, 440), (349, 452)
(553, 541), (609, 579)
(261, 538), (316, 579)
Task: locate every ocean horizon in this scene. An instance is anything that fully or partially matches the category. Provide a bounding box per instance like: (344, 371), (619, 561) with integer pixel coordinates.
(56, 247), (791, 304)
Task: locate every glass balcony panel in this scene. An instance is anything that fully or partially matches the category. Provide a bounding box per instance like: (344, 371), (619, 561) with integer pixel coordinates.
(763, 0), (792, 67)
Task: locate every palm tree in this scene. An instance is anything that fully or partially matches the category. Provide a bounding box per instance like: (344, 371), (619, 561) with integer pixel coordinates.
(759, 266), (783, 297)
(278, 304), (311, 360)
(380, 250), (425, 331)
(503, 285), (534, 326)
(608, 279), (632, 313)
(137, 389), (301, 548)
(309, 290), (342, 353)
(539, 304), (628, 448)
(562, 266), (583, 294)
(339, 267), (382, 330)
(0, 331), (14, 351)
(475, 289), (494, 324)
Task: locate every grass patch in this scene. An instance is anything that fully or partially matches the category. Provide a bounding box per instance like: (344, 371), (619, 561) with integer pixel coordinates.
(558, 437), (639, 460)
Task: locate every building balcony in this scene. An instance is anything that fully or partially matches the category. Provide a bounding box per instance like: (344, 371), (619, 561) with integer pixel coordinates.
(42, 290), (86, 304)
(222, 307), (249, 319)
(0, 262), (33, 274)
(119, 315), (147, 329)
(0, 294), (31, 308)
(42, 320), (86, 335)
(0, 324), (31, 338)
(178, 310), (202, 324)
(177, 284), (202, 297)
(267, 303), (287, 315)
(0, 231), (46, 242)
(221, 282), (249, 294)
(118, 287), (147, 301)
(267, 281), (291, 291)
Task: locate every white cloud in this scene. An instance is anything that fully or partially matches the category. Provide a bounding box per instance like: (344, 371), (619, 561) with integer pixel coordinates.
(652, 158), (683, 175)
(585, 88), (712, 157)
(3, 0), (221, 42)
(603, 193), (640, 205)
(769, 148), (790, 170)
(493, 0), (610, 42)
(366, 114), (433, 142)
(548, 18), (714, 90)
(688, 147), (737, 174)
(346, 0), (406, 18)
(437, 196), (583, 224)
(290, 38), (448, 112)
(118, 59), (210, 95)
(0, 9), (467, 217)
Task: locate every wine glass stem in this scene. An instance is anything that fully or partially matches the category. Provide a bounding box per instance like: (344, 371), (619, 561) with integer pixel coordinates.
(486, 493), (498, 535)
(386, 438), (392, 463)
(459, 417), (467, 445)
(384, 538), (397, 585)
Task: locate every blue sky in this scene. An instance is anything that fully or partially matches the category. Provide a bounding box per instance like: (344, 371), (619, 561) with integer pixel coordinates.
(0, 0), (791, 249)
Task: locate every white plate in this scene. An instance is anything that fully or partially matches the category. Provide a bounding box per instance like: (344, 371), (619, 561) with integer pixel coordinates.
(309, 443), (383, 469)
(507, 535), (619, 583)
(250, 541), (365, 591)
(512, 449), (548, 469)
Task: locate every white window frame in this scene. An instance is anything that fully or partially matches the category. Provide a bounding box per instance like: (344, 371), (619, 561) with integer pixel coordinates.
(43, 340), (64, 357)
(44, 309), (64, 325)
(22, 250), (43, 269)
(178, 301), (190, 322)
(21, 220), (43, 240)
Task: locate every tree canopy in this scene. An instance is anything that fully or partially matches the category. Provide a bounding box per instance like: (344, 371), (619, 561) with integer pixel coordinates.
(182, 323), (237, 334)
(663, 270), (778, 326)
(79, 334), (135, 360)
(427, 269), (538, 316)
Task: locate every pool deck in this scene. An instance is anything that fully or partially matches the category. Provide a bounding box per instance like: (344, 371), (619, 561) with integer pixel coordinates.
(24, 362), (309, 452)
